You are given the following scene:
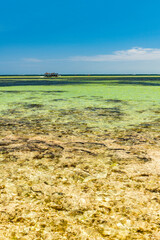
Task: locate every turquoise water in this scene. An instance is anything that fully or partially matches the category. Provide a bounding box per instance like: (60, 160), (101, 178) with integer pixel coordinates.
(0, 76), (160, 131)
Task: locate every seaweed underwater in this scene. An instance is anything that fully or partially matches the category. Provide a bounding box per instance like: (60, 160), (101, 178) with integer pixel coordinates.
(0, 76), (160, 239)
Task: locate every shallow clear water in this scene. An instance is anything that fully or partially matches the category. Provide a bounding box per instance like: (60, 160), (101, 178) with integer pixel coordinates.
(0, 76), (160, 131)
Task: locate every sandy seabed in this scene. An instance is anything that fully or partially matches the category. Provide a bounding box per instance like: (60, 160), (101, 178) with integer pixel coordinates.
(0, 116), (159, 240)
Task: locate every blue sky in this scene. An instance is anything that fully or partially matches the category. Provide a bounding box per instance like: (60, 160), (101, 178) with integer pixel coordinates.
(1, 0), (160, 74)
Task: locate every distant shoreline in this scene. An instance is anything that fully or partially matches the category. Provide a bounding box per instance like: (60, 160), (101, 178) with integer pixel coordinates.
(1, 74), (160, 77)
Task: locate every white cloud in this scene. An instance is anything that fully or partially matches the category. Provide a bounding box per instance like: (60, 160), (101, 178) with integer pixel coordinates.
(23, 58), (68, 63)
(23, 58), (42, 63)
(70, 47), (160, 62)
(22, 47), (160, 64)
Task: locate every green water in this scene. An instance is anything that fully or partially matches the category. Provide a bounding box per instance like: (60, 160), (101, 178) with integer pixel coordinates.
(0, 76), (160, 131)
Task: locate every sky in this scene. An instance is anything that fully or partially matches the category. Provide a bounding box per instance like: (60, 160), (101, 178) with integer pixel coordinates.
(1, 0), (160, 74)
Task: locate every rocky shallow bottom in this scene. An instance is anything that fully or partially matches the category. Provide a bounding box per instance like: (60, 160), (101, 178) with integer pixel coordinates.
(0, 117), (160, 240)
